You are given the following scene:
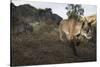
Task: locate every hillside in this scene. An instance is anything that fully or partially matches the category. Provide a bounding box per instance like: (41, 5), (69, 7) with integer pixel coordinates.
(11, 3), (62, 33)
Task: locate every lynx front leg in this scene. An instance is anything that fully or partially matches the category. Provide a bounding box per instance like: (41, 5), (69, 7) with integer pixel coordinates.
(59, 27), (64, 41)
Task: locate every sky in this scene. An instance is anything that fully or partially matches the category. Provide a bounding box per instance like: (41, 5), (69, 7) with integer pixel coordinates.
(11, 0), (97, 19)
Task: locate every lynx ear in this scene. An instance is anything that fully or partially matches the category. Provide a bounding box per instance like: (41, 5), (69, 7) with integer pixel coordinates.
(81, 17), (89, 29)
(84, 17), (88, 23)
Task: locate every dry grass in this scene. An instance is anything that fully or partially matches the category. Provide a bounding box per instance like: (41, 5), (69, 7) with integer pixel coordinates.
(11, 24), (96, 66)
